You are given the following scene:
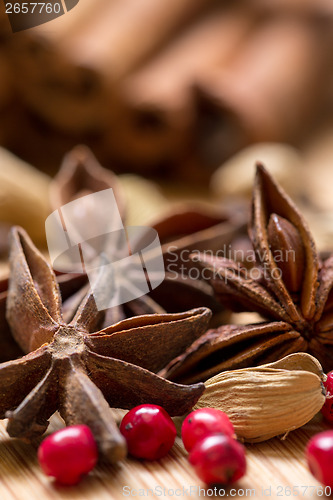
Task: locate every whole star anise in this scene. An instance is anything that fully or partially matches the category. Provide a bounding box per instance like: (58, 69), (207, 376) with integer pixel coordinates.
(159, 164), (333, 383)
(49, 145), (245, 320)
(0, 226), (211, 462)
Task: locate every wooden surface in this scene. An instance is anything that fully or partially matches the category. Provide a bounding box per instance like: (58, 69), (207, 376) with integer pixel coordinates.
(0, 412), (330, 500)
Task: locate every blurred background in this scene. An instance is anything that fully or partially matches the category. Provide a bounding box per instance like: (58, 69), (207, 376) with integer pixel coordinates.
(0, 0), (333, 266)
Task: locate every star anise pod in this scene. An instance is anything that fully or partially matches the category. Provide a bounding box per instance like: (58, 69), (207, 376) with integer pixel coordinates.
(49, 145), (247, 321)
(159, 164), (333, 383)
(49, 144), (126, 220)
(0, 226), (210, 462)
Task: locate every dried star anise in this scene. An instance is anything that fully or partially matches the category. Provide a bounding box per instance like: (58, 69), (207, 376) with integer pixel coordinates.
(49, 144), (126, 220)
(49, 145), (246, 321)
(48, 145), (168, 323)
(159, 164), (333, 383)
(0, 226), (211, 462)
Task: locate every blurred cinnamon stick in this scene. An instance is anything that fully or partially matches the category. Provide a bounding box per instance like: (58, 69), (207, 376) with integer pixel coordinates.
(0, 2), (13, 109)
(101, 5), (257, 173)
(0, 0), (109, 135)
(4, 0), (216, 141)
(122, 6), (255, 104)
(2, 0), (333, 182)
(34, 0), (118, 43)
(249, 0), (333, 18)
(6, 32), (107, 134)
(52, 0), (218, 80)
(0, 51), (12, 112)
(191, 16), (333, 170)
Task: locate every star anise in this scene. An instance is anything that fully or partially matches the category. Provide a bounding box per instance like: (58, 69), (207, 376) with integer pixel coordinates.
(0, 226), (210, 462)
(49, 145), (247, 321)
(159, 164), (333, 383)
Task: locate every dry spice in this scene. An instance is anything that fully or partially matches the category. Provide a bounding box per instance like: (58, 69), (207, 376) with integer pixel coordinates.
(195, 353), (326, 442)
(0, 227), (211, 463)
(48, 146), (244, 319)
(160, 164), (333, 383)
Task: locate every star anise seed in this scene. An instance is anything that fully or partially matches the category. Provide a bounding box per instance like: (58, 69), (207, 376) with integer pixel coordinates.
(49, 146), (232, 321)
(159, 164), (333, 383)
(1, 227), (210, 462)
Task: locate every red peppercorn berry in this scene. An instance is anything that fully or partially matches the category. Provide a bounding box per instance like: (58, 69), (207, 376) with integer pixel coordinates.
(181, 408), (235, 452)
(189, 434), (246, 485)
(120, 404), (176, 460)
(321, 371), (333, 423)
(306, 430), (333, 488)
(38, 425), (98, 485)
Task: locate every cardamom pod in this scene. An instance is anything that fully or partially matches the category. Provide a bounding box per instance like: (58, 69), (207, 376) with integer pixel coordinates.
(194, 353), (326, 443)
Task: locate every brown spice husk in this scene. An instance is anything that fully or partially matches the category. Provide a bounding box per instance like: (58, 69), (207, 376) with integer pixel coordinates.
(1, 226), (210, 463)
(159, 164), (333, 384)
(195, 353), (326, 442)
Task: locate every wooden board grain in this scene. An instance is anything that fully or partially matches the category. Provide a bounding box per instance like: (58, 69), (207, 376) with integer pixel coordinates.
(0, 413), (330, 500)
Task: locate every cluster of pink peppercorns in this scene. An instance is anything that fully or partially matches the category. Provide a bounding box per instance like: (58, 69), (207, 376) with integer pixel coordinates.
(37, 374), (333, 489)
(120, 404), (247, 485)
(38, 404), (246, 486)
(181, 408), (246, 485)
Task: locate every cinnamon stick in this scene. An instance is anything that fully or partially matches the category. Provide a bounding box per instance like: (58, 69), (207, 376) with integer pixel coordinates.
(6, 32), (106, 134)
(53, 0), (218, 80)
(249, 0), (333, 18)
(101, 5), (257, 172)
(124, 7), (255, 109)
(0, 1), (13, 112)
(0, 50), (12, 112)
(191, 16), (333, 170)
(33, 0), (117, 43)
(4, 0), (215, 139)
